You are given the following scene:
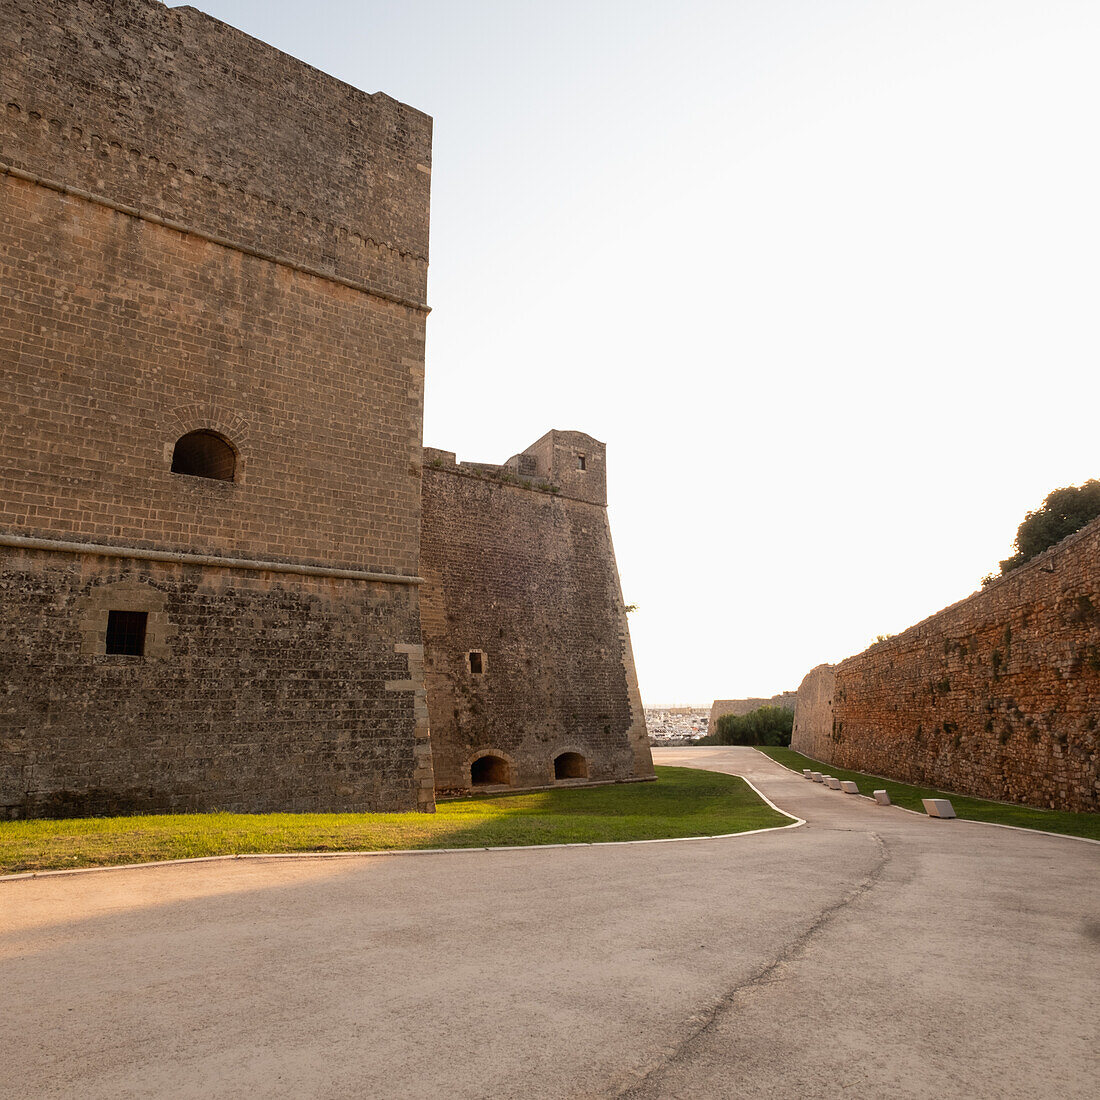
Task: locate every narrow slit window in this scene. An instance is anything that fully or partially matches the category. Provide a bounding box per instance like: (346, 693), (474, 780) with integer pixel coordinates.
(577, 454), (586, 471)
(468, 650), (484, 675)
(105, 610), (148, 656)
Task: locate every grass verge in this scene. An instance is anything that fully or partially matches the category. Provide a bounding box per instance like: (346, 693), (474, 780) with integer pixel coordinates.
(757, 747), (1099, 841)
(0, 766), (791, 875)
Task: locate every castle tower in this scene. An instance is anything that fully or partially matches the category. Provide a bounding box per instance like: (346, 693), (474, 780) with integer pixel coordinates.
(420, 433), (653, 793)
(0, 0), (435, 815)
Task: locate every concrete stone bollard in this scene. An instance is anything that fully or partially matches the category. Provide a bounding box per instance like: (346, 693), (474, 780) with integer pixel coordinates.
(826, 777), (842, 790)
(803, 769), (813, 779)
(922, 798), (956, 819)
(811, 772), (824, 783)
(873, 790), (891, 805)
(840, 781), (859, 794)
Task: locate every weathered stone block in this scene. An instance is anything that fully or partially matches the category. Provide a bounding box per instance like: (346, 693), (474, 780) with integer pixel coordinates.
(873, 790), (891, 805)
(922, 798), (956, 819)
(840, 780), (859, 794)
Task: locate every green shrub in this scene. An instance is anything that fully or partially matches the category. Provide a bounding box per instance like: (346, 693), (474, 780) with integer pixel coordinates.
(699, 705), (794, 747)
(989, 479), (1100, 581)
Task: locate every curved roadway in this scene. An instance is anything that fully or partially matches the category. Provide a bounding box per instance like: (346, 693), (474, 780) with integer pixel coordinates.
(2, 747), (1097, 1098)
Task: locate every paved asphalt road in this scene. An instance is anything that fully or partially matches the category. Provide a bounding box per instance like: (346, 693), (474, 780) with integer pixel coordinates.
(2, 747), (1097, 1099)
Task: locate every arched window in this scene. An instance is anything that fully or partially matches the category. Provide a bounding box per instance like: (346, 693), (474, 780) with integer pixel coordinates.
(554, 752), (588, 780)
(171, 430), (236, 481)
(471, 755), (510, 786)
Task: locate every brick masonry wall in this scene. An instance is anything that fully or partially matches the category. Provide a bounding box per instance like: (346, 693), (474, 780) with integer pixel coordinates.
(0, 550), (431, 818)
(0, 173), (425, 575)
(420, 447), (653, 793)
(0, 0), (431, 302)
(0, 0), (434, 816)
(791, 519), (1100, 812)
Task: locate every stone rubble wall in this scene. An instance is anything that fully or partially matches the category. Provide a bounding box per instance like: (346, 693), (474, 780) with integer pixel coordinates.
(792, 518), (1100, 812)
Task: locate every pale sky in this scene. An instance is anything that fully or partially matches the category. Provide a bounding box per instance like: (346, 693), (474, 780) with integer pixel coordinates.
(186, 0), (1099, 705)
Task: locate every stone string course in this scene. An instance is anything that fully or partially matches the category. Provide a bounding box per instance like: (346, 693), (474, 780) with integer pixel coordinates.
(0, 0), (431, 301)
(792, 518), (1100, 812)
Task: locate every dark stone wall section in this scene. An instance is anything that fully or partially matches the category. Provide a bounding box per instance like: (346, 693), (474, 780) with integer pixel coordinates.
(0, 552), (423, 818)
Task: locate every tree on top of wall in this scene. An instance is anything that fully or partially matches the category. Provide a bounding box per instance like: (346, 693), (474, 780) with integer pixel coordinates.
(986, 480), (1100, 584)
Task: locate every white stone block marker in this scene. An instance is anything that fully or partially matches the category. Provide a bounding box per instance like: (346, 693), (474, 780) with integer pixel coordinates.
(811, 772), (824, 783)
(873, 790), (891, 805)
(922, 798), (956, 819)
(840, 781), (859, 794)
(826, 777), (842, 790)
(803, 769), (813, 779)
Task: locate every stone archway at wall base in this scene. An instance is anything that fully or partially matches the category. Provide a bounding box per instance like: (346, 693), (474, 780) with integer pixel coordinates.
(468, 750), (514, 788)
(553, 751), (588, 780)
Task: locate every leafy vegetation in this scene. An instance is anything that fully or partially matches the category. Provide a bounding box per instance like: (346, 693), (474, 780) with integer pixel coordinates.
(758, 747), (1100, 840)
(986, 479), (1100, 584)
(698, 706), (794, 747)
(0, 766), (791, 875)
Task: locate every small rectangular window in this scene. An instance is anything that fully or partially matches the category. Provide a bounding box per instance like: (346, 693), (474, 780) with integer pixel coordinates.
(468, 650), (483, 675)
(106, 610), (148, 656)
(577, 454), (586, 471)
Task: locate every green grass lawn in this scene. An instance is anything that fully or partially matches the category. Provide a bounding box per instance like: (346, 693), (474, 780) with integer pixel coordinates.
(0, 766), (792, 875)
(757, 747), (1100, 841)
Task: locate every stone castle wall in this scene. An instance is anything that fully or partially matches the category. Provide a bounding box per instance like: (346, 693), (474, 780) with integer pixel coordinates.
(0, 0), (434, 816)
(0, 550), (427, 817)
(0, 169), (426, 572)
(420, 437), (653, 793)
(1, 0), (431, 302)
(1, 1), (650, 818)
(788, 668), (834, 753)
(792, 519), (1100, 812)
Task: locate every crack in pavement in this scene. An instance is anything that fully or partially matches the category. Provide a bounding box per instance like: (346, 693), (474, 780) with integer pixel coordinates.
(610, 831), (892, 1099)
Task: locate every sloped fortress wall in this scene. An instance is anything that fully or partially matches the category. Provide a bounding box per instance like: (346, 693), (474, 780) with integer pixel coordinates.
(792, 520), (1100, 812)
(788, 667), (835, 758)
(0, 0), (434, 816)
(420, 433), (653, 793)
